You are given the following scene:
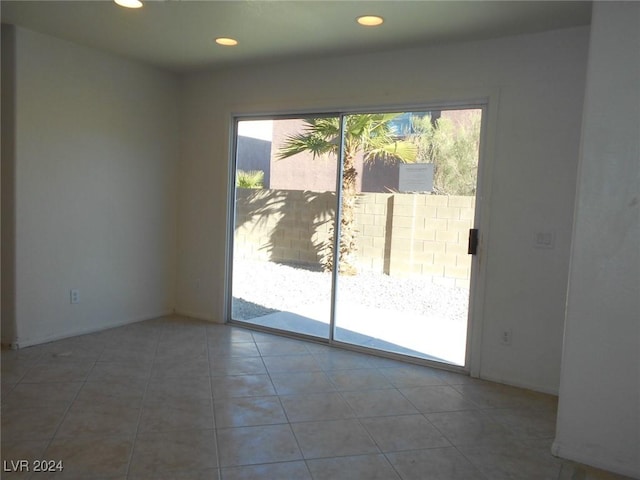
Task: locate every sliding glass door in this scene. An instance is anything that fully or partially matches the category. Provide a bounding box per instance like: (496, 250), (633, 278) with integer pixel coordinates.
(332, 110), (482, 365)
(230, 108), (483, 367)
(230, 117), (338, 340)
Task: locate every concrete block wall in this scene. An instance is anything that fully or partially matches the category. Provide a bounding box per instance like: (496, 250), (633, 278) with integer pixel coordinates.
(384, 194), (474, 287)
(352, 193), (392, 273)
(234, 188), (334, 266)
(235, 189), (475, 285)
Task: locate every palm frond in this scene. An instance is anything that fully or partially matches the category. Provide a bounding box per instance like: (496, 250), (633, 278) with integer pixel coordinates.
(364, 140), (418, 164)
(277, 118), (340, 160)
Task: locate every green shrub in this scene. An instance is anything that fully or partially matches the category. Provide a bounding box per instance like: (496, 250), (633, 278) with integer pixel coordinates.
(236, 170), (264, 189)
(410, 112), (481, 196)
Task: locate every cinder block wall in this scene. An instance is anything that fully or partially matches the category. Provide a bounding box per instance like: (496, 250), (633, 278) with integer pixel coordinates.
(235, 189), (475, 285)
(234, 189), (334, 266)
(384, 194), (474, 287)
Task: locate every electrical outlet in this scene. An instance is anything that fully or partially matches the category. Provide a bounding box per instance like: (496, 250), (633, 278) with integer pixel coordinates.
(500, 330), (512, 346)
(70, 289), (80, 304)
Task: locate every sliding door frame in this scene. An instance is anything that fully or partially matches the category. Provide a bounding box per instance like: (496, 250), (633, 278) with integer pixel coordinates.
(227, 99), (492, 374)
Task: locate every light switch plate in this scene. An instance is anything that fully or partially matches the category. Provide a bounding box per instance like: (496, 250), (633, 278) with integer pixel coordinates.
(534, 231), (555, 249)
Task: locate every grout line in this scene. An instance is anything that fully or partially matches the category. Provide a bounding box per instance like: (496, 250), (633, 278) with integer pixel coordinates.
(206, 326), (226, 479)
(34, 350), (103, 458)
(123, 328), (160, 479)
(257, 334), (310, 470)
(254, 331), (323, 479)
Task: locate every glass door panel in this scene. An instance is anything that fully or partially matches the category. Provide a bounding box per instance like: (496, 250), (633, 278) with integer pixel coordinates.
(230, 117), (338, 340)
(333, 109), (483, 366)
(230, 108), (483, 367)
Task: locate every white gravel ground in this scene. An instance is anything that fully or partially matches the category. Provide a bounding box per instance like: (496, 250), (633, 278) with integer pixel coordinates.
(232, 260), (469, 323)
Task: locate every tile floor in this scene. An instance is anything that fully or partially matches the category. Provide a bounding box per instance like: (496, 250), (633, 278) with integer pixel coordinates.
(0, 315), (633, 480)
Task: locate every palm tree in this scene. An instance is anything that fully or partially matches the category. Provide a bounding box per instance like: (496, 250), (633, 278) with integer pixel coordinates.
(277, 113), (417, 274)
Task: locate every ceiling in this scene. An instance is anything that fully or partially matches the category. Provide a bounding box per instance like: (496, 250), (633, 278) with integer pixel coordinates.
(1, 1), (592, 73)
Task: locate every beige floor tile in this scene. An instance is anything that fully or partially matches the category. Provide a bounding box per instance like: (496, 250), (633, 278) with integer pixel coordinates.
(297, 341), (332, 355)
(1, 345), (48, 365)
(129, 470), (219, 480)
(206, 327), (255, 344)
(364, 355), (415, 369)
(1, 360), (32, 384)
(145, 375), (213, 403)
(209, 342), (260, 358)
(312, 351), (375, 371)
(291, 419), (379, 459)
(214, 396), (287, 428)
(210, 374), (276, 398)
(341, 388), (418, 417)
(0, 439), (50, 480)
(399, 385), (478, 413)
(56, 404), (141, 438)
(73, 379), (147, 410)
(206, 336), (254, 351)
(44, 435), (134, 477)
(379, 365), (449, 388)
(269, 371), (336, 395)
(98, 346), (156, 364)
(458, 443), (564, 480)
(28, 472), (126, 480)
(386, 446), (486, 480)
(262, 354), (322, 374)
(256, 340), (310, 356)
(129, 429), (218, 476)
(452, 383), (557, 410)
(209, 356), (267, 376)
(151, 357), (211, 379)
(485, 407), (557, 439)
(38, 340), (105, 363)
(307, 453), (401, 480)
(157, 332), (207, 348)
(325, 368), (394, 391)
(221, 461), (310, 480)
(217, 424), (302, 467)
(2, 382), (83, 410)
(558, 462), (638, 480)
(21, 362), (94, 383)
(360, 414), (451, 452)
(426, 410), (520, 447)
(436, 369), (489, 386)
(87, 361), (151, 383)
(1, 407), (68, 441)
(279, 392), (354, 422)
(154, 342), (208, 364)
(101, 334), (158, 353)
(138, 398), (215, 433)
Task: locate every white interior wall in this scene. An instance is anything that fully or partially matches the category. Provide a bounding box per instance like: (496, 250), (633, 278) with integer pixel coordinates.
(553, 3), (640, 477)
(1, 25), (17, 345)
(178, 27), (590, 394)
(6, 27), (180, 346)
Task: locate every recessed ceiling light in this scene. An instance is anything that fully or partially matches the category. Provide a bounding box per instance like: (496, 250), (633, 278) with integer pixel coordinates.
(114, 0), (143, 9)
(216, 37), (239, 46)
(357, 15), (384, 27)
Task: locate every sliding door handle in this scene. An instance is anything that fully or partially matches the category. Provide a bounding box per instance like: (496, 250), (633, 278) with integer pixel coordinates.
(468, 228), (479, 255)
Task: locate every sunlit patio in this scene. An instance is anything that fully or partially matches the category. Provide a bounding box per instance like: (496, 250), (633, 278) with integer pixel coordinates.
(232, 260), (469, 367)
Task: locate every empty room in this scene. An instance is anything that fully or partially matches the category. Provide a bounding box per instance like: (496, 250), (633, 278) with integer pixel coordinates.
(1, 1), (638, 479)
